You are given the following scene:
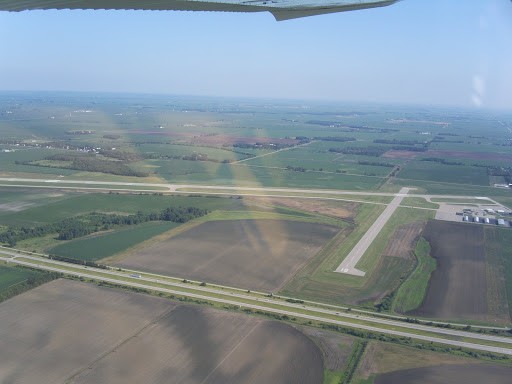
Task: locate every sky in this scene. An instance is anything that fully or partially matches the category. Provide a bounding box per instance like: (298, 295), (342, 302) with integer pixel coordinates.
(0, 0), (511, 109)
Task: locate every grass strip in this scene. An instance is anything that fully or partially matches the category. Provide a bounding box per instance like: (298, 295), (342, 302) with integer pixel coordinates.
(393, 238), (436, 313)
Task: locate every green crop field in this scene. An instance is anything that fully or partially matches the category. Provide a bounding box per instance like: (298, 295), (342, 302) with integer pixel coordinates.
(397, 161), (489, 186)
(0, 264), (58, 302)
(0, 264), (38, 291)
(392, 238), (436, 313)
(0, 193), (249, 225)
(48, 221), (180, 261)
(400, 197), (439, 209)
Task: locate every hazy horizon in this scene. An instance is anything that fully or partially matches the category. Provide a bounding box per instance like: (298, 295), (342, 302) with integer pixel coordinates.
(1, 0), (511, 110)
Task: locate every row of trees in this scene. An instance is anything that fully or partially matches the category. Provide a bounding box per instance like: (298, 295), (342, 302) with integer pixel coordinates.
(329, 146), (387, 157)
(0, 268), (62, 303)
(0, 206), (208, 246)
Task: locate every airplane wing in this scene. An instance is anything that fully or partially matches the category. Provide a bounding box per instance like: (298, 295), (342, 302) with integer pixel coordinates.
(0, 0), (399, 21)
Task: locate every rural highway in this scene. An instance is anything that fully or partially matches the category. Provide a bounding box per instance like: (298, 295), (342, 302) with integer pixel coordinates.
(2, 249), (512, 356)
(335, 187), (410, 276)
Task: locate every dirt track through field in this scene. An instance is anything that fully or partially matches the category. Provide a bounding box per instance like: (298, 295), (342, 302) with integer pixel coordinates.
(413, 220), (488, 321)
(116, 219), (338, 291)
(383, 222), (424, 259)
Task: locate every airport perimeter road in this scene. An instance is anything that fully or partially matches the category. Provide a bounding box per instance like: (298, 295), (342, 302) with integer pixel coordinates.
(2, 250), (512, 356)
(335, 187), (410, 276)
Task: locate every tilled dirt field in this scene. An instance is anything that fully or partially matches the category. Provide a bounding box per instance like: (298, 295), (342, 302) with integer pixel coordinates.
(116, 219), (339, 291)
(382, 221), (424, 259)
(0, 279), (323, 384)
(413, 220), (488, 321)
(375, 364), (512, 384)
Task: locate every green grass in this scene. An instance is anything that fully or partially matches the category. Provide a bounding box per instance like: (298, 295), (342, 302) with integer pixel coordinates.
(324, 369), (344, 384)
(202, 209), (345, 227)
(387, 177), (512, 197)
(48, 221), (180, 262)
(152, 159), (384, 190)
(400, 197), (439, 209)
(280, 205), (434, 307)
(430, 197), (496, 205)
(392, 237), (436, 313)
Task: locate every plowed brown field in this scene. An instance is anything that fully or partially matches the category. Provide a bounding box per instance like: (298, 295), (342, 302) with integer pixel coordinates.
(375, 364), (512, 384)
(0, 279), (324, 384)
(116, 219), (339, 291)
(413, 220), (488, 321)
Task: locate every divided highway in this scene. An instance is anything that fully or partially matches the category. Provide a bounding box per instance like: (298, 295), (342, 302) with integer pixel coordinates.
(2, 249), (512, 356)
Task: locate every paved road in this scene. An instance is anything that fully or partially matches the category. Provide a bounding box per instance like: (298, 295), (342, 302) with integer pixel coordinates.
(232, 140), (315, 164)
(335, 187), (410, 276)
(2, 250), (512, 355)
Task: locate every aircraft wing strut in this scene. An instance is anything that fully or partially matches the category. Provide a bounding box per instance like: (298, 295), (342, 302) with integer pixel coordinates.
(0, 0), (399, 20)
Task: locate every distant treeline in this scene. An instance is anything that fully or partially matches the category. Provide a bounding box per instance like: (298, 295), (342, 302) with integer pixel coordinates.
(432, 136), (464, 143)
(421, 157), (464, 166)
(307, 121), (398, 133)
(48, 255), (108, 269)
(315, 136), (356, 142)
(286, 166), (306, 172)
(233, 142), (292, 150)
(18, 152), (148, 177)
(391, 145), (428, 152)
(65, 130), (94, 135)
(329, 146), (387, 157)
(103, 134), (121, 140)
(0, 207), (208, 246)
(98, 149), (142, 162)
(374, 139), (425, 146)
(358, 160), (395, 168)
(488, 166), (512, 184)
(142, 152), (235, 164)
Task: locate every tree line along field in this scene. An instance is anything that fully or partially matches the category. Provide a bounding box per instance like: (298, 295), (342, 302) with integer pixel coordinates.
(0, 187), (348, 263)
